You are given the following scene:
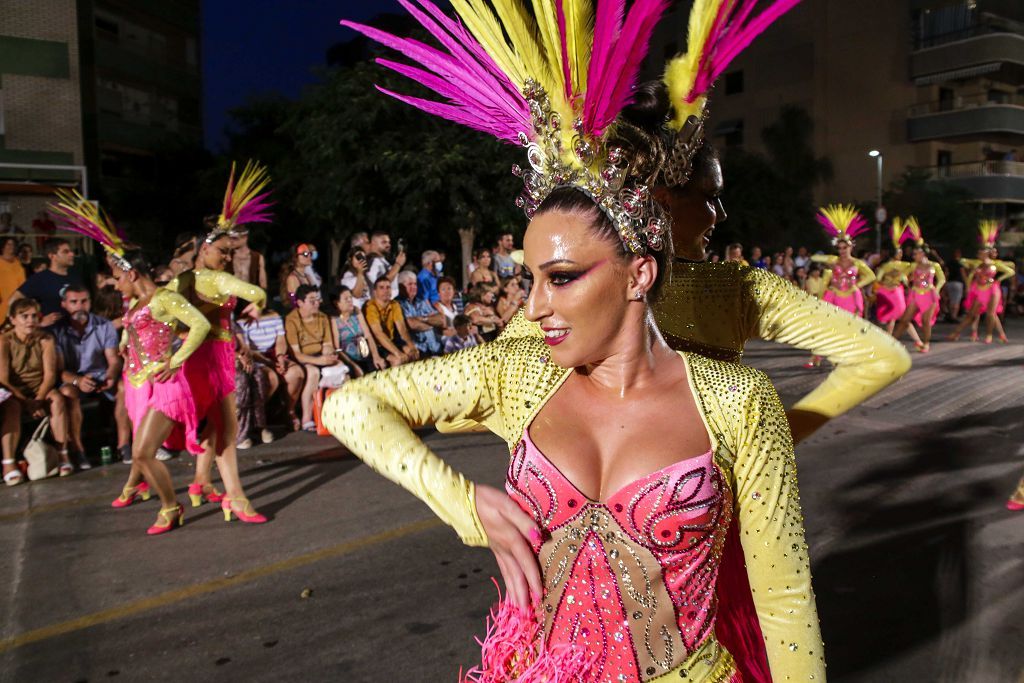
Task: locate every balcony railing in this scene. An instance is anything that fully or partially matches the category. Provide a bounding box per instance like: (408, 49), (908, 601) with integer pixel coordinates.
(915, 15), (1024, 50)
(927, 160), (1024, 179)
(909, 91), (1024, 117)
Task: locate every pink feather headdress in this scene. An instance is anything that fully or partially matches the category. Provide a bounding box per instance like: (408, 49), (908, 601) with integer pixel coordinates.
(50, 189), (133, 271)
(207, 160), (274, 243)
(978, 220), (1001, 248)
(816, 204), (869, 246)
(342, 0), (800, 253)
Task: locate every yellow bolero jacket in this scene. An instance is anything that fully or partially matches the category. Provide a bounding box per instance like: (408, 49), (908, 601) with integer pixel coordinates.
(323, 335), (826, 680)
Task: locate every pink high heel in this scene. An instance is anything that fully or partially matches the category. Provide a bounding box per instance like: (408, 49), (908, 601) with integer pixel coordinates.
(147, 503), (184, 536)
(1006, 499), (1024, 511)
(188, 483), (225, 507)
(222, 497), (267, 524)
(112, 482), (151, 508)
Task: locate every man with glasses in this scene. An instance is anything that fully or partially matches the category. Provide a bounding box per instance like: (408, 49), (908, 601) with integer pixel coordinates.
(284, 285), (340, 431)
(8, 238), (81, 327)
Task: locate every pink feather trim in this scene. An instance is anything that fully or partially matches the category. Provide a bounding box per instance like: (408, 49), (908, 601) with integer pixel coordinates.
(460, 581), (597, 683)
(584, 0), (670, 136)
(687, 0), (803, 102)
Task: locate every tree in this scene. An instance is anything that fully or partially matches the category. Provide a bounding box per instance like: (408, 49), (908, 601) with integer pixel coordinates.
(717, 105), (833, 251)
(281, 61), (525, 284)
(882, 169), (979, 252)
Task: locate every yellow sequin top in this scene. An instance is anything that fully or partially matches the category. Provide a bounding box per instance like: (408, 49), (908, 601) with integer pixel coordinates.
(810, 255), (876, 293)
(489, 263), (909, 420)
(120, 289), (211, 387)
(875, 261), (912, 289)
(322, 336), (826, 681)
(960, 258), (1016, 288)
(166, 269), (267, 342)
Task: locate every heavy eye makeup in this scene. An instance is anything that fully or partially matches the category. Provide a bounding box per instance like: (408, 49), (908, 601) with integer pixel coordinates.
(526, 258), (607, 287)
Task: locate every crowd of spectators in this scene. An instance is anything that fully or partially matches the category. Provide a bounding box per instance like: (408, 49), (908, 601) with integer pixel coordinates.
(3, 206), (1023, 487)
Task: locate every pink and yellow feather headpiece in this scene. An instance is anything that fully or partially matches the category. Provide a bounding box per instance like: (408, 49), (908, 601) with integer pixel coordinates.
(978, 219), (1001, 249)
(903, 217), (925, 248)
(817, 204), (869, 246)
(342, 0), (800, 254)
(50, 189), (133, 271)
(206, 160), (274, 243)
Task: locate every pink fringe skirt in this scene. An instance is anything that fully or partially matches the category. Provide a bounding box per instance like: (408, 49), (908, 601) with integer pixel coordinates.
(184, 339), (236, 421)
(963, 283), (1003, 315)
(874, 286), (906, 323)
(123, 372), (202, 455)
(824, 288), (864, 316)
(909, 289), (940, 326)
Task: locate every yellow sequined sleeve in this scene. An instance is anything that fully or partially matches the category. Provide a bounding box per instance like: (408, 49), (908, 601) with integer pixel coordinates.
(995, 259), (1016, 283)
(732, 371), (826, 679)
(321, 344), (505, 547)
(932, 262), (946, 291)
(810, 255), (835, 289)
(876, 261), (911, 284)
(750, 268), (910, 419)
(148, 290), (212, 369)
(200, 270), (267, 309)
(959, 259), (980, 288)
(854, 258), (876, 289)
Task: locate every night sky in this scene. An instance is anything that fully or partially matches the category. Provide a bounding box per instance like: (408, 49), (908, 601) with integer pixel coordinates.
(201, 0), (398, 150)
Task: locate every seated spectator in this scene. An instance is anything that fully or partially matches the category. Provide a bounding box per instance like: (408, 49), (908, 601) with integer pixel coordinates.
(340, 248), (372, 310)
(435, 276), (459, 329)
(417, 250), (442, 305)
(464, 285), (503, 342)
(0, 298), (70, 483)
(496, 277), (525, 325)
(0, 211), (24, 235)
(804, 264), (826, 299)
(285, 285), (343, 431)
(281, 244), (320, 308)
(331, 287), (385, 374)
(364, 276), (418, 367)
(443, 314), (484, 354)
(396, 271), (443, 357)
(238, 309), (305, 434)
(53, 285), (128, 468)
(468, 248), (497, 288)
(9, 238), (81, 327)
(0, 236), (26, 322)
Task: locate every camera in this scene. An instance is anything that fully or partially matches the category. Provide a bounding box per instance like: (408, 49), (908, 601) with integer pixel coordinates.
(396, 238), (407, 253)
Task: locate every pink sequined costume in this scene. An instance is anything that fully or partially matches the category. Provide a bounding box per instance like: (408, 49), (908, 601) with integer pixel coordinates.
(121, 289), (211, 455)
(489, 430), (747, 681)
(166, 270), (266, 421)
(908, 264), (943, 326)
(814, 257), (874, 316)
(873, 262), (909, 324)
(961, 260), (1013, 315)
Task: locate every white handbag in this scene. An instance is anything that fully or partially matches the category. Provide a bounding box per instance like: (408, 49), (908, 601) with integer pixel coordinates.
(24, 418), (59, 481)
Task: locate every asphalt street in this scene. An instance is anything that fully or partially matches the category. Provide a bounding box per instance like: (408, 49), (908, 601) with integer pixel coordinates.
(1, 318), (1022, 683)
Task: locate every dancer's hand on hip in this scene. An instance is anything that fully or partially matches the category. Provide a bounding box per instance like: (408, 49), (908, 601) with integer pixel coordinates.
(475, 484), (543, 609)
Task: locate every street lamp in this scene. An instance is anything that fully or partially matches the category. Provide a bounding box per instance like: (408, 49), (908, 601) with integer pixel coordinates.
(868, 150), (884, 255)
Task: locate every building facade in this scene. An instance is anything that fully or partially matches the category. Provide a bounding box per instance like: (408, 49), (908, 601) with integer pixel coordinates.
(652, 0), (1024, 239)
(0, 0), (201, 232)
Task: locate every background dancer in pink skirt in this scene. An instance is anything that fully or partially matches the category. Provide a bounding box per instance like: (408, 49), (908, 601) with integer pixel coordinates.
(168, 161), (270, 524)
(811, 204), (875, 318)
(874, 219), (914, 334)
(949, 221), (1015, 343)
(892, 218), (944, 353)
(52, 192), (210, 535)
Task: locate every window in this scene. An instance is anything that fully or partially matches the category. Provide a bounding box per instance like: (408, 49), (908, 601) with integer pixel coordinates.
(724, 70), (744, 96)
(937, 150), (952, 168)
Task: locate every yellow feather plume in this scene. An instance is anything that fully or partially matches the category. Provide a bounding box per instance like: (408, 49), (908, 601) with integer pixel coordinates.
(561, 0), (594, 97)
(663, 0), (724, 129)
(890, 217), (905, 249)
(978, 219), (1001, 246)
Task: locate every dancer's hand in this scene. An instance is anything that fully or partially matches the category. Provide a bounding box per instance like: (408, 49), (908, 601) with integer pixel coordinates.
(474, 484), (543, 609)
(239, 303), (260, 322)
(153, 361), (179, 383)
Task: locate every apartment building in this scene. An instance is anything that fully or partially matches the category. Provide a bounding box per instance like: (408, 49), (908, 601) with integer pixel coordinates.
(0, 0), (201, 230)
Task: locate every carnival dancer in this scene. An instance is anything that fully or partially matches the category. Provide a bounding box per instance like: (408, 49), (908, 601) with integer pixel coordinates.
(51, 191), (210, 535)
(167, 161), (270, 524)
(874, 219), (913, 334)
(948, 220), (1015, 344)
(811, 205), (876, 318)
(337, 1), (826, 681)
(891, 218), (945, 353)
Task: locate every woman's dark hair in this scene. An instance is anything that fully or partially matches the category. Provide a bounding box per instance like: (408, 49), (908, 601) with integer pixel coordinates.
(0, 236), (17, 253)
(93, 285), (124, 321)
(437, 276), (456, 291)
(343, 248), (367, 274)
(534, 186), (671, 301)
(466, 284), (492, 305)
(619, 80), (720, 190)
(10, 298), (40, 317)
(121, 247), (153, 279)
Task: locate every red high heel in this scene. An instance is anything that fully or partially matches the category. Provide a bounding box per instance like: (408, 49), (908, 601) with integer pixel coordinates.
(111, 482), (151, 508)
(1006, 499), (1024, 511)
(222, 497), (267, 524)
(147, 503), (184, 535)
(188, 483), (225, 507)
